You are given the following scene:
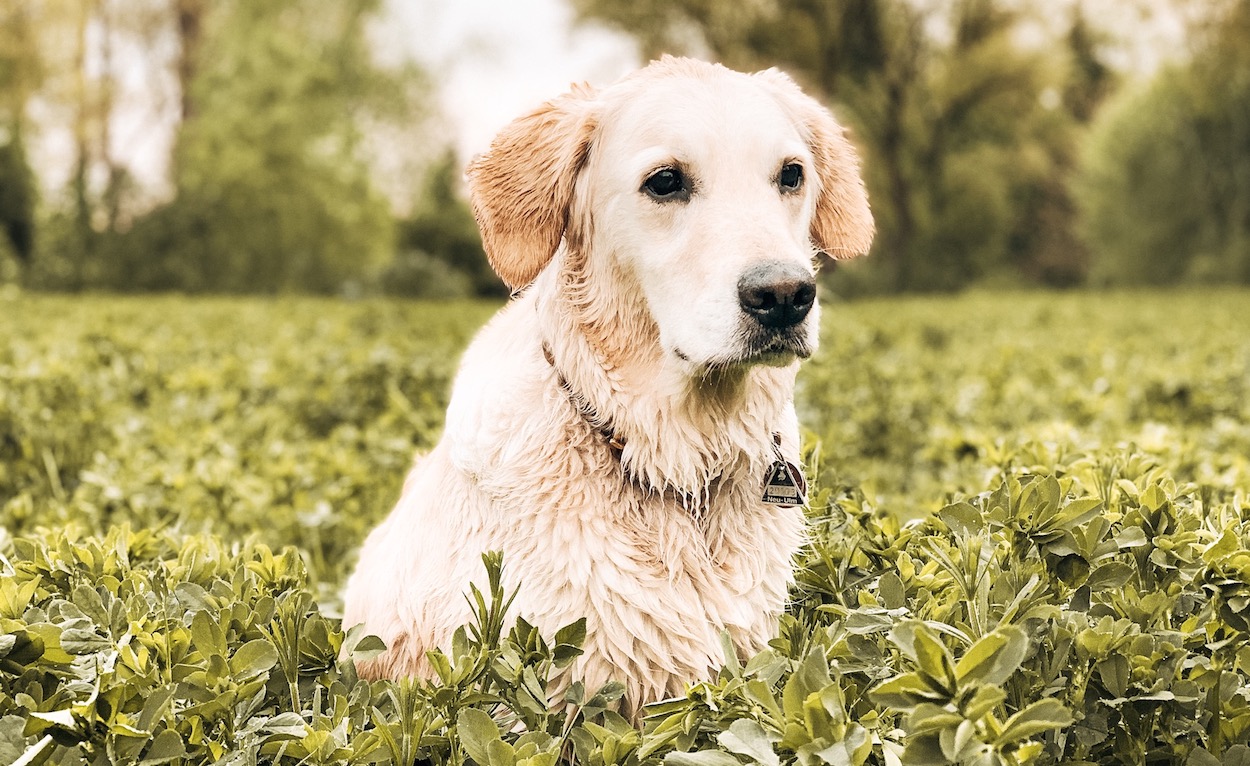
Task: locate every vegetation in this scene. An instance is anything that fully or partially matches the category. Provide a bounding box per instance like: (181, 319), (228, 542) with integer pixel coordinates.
(3, 1), (1250, 294)
(575, 0), (1250, 292)
(0, 0), (489, 297)
(573, 0), (1111, 291)
(1075, 2), (1250, 286)
(3, 290), (1250, 763)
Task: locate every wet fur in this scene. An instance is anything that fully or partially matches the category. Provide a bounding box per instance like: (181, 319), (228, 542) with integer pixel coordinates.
(342, 57), (872, 718)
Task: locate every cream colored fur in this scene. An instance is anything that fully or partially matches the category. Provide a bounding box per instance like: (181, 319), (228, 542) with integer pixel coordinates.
(342, 57), (872, 718)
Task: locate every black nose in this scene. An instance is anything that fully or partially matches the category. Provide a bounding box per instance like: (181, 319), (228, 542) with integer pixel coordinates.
(737, 261), (817, 329)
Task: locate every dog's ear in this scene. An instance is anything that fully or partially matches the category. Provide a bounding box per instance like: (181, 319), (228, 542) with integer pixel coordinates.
(466, 85), (598, 290)
(755, 69), (874, 260)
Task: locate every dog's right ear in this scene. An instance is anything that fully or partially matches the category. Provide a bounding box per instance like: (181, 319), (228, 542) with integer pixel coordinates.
(466, 86), (598, 291)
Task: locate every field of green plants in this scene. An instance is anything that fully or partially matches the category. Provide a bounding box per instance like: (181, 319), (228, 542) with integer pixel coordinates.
(2, 289), (1250, 765)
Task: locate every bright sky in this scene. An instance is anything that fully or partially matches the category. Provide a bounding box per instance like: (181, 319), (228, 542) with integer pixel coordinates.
(379, 0), (639, 159)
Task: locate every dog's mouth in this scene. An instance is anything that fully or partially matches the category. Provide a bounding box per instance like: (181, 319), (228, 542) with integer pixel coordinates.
(674, 327), (813, 373)
(742, 332), (812, 366)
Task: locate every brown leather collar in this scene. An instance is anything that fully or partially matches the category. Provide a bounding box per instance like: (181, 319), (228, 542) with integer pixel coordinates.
(540, 340), (805, 510)
(540, 340), (785, 464)
(542, 342), (626, 454)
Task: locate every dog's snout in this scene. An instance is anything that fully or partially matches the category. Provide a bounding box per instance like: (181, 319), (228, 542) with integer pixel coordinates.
(737, 262), (816, 329)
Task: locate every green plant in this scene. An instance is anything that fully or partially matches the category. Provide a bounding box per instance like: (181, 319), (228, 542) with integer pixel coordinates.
(3, 291), (1250, 763)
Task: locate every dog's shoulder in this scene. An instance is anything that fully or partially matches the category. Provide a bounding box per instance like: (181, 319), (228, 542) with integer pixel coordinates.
(444, 290), (566, 470)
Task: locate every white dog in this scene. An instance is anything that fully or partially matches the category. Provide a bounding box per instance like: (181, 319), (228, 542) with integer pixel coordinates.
(343, 56), (872, 717)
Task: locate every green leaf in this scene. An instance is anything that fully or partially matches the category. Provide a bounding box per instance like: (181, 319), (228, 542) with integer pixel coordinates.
(954, 625), (1029, 687)
(869, 672), (947, 710)
(665, 751), (743, 766)
(962, 685), (1006, 721)
(139, 730), (187, 765)
(939, 719), (983, 762)
(1205, 528), (1240, 565)
(22, 624), (74, 664)
(717, 720), (779, 766)
(190, 609), (227, 658)
(553, 617), (587, 666)
(1185, 748), (1221, 766)
(900, 733), (951, 766)
(487, 738), (516, 766)
(1220, 745), (1250, 766)
(0, 577), (40, 620)
(994, 698), (1073, 746)
(744, 679), (783, 723)
(351, 634), (388, 663)
(783, 648), (832, 717)
(24, 709), (77, 737)
(1085, 562), (1134, 591)
(1054, 498), (1104, 529)
(938, 502), (983, 536)
(906, 703), (965, 735)
(889, 622), (955, 689)
(458, 707), (503, 766)
(229, 639), (279, 681)
(879, 572), (907, 609)
(1114, 527), (1149, 549)
(843, 611), (895, 634)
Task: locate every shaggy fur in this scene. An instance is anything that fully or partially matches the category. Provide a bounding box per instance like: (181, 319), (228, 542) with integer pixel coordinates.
(342, 57), (873, 718)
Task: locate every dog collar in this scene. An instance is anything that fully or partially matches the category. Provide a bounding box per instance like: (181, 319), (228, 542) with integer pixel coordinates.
(541, 342), (627, 454)
(539, 342), (806, 508)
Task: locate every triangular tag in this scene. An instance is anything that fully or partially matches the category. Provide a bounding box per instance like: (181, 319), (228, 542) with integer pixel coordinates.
(762, 459), (807, 507)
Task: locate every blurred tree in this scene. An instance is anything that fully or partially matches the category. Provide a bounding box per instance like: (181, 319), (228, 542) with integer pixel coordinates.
(174, 0), (204, 123)
(574, 0), (1110, 292)
(20, 0), (166, 290)
(385, 150), (500, 298)
(1076, 0), (1250, 285)
(108, 0), (424, 293)
(1006, 8), (1118, 287)
(0, 0), (38, 265)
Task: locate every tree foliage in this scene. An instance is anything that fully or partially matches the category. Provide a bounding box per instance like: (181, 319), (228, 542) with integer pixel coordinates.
(0, 128), (35, 266)
(8, 0), (492, 295)
(574, 0), (1112, 292)
(1076, 0), (1250, 286)
(106, 0), (419, 293)
(384, 151), (502, 299)
(0, 0), (38, 266)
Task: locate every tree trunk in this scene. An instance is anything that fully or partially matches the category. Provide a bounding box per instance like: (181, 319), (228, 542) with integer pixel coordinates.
(882, 77), (915, 292)
(175, 0), (205, 123)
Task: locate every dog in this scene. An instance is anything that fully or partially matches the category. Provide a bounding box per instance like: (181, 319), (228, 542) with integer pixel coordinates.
(342, 56), (872, 717)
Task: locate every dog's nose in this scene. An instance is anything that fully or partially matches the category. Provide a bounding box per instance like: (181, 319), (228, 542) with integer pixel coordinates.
(737, 262), (816, 329)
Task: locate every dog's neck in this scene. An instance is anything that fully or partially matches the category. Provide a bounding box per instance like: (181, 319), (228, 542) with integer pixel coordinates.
(533, 249), (797, 502)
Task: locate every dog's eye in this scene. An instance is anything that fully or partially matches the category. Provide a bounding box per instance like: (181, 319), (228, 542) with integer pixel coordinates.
(779, 163), (804, 192)
(642, 168), (689, 201)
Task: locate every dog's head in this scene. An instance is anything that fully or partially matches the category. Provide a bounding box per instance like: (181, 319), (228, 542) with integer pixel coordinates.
(468, 57), (873, 373)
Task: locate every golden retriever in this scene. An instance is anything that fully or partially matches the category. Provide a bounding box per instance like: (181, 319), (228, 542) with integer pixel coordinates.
(343, 56), (873, 717)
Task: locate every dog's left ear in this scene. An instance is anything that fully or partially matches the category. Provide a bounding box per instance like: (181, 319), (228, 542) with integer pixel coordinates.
(755, 69), (874, 260)
(466, 85), (598, 290)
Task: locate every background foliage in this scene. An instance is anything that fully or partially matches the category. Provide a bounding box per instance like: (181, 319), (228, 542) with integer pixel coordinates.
(1075, 2), (1250, 286)
(2, 290), (1250, 763)
(0, 0), (488, 297)
(2, 0), (1250, 294)
(573, 0), (1250, 292)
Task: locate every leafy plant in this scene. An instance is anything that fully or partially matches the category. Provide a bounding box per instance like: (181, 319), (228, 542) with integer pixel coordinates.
(3, 291), (1250, 763)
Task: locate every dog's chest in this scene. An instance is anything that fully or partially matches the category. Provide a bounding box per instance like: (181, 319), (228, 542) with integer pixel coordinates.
(489, 457), (804, 701)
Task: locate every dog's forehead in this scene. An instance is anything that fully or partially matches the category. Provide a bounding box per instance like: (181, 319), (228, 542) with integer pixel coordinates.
(597, 72), (807, 162)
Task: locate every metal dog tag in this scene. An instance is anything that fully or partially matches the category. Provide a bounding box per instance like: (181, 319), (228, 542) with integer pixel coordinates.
(762, 458), (807, 507)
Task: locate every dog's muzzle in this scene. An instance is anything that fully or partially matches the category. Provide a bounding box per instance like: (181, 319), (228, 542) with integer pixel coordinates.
(737, 261), (816, 329)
